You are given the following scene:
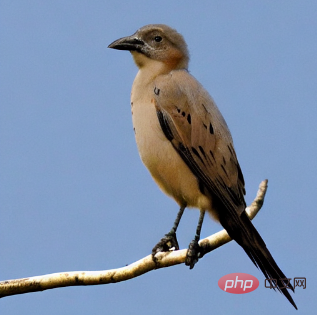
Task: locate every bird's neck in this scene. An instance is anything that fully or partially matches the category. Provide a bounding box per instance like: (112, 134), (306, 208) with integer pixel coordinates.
(131, 51), (187, 82)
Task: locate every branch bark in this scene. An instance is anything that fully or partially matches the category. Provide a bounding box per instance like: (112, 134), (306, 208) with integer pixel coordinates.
(0, 180), (268, 298)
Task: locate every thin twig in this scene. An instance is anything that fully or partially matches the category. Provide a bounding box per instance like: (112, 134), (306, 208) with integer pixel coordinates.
(0, 180), (268, 298)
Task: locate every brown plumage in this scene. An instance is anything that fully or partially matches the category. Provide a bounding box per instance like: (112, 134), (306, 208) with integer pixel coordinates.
(108, 24), (297, 309)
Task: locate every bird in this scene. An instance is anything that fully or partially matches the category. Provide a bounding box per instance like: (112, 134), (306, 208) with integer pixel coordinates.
(108, 24), (297, 309)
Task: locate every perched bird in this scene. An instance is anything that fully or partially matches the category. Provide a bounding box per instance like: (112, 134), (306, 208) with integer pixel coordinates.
(108, 24), (296, 309)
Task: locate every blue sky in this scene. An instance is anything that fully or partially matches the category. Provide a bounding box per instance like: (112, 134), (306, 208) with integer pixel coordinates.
(1, 1), (316, 314)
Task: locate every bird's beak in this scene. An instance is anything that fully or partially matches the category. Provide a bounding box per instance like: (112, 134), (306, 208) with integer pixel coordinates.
(108, 35), (144, 52)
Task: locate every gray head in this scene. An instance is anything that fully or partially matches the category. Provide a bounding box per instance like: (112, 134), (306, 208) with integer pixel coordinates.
(108, 24), (189, 70)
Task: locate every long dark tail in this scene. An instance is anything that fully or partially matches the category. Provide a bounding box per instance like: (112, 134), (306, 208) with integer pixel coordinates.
(219, 210), (297, 310)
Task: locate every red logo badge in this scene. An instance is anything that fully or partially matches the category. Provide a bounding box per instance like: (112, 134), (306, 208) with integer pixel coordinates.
(218, 273), (259, 294)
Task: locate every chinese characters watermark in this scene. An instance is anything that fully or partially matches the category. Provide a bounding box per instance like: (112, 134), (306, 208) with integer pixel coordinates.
(265, 277), (306, 290)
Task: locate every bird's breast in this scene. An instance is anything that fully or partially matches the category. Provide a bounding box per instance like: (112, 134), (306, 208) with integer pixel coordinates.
(130, 79), (212, 211)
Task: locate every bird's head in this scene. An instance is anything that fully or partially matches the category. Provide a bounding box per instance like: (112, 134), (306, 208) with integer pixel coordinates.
(108, 24), (189, 71)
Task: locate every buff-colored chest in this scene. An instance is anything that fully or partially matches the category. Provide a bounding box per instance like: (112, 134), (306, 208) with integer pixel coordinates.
(130, 70), (212, 211)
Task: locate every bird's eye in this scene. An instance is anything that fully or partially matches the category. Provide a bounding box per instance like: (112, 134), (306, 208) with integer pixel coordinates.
(154, 36), (162, 42)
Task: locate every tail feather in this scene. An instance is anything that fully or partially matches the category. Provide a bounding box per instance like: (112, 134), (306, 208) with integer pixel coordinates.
(219, 210), (297, 310)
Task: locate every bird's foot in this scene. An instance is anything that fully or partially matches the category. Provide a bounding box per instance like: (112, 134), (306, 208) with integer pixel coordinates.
(152, 232), (179, 264)
(185, 239), (204, 269)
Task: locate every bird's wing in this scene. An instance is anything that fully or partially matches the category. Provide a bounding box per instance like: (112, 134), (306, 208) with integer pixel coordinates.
(153, 70), (297, 309)
(153, 70), (246, 214)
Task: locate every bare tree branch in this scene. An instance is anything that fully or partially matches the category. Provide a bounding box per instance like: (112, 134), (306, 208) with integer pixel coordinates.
(0, 180), (268, 298)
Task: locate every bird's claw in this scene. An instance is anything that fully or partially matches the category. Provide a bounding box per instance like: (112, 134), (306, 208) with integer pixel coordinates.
(185, 239), (204, 269)
(152, 232), (179, 260)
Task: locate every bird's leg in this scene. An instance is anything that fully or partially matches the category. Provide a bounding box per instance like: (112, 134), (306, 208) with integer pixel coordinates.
(185, 210), (205, 269)
(152, 207), (185, 259)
